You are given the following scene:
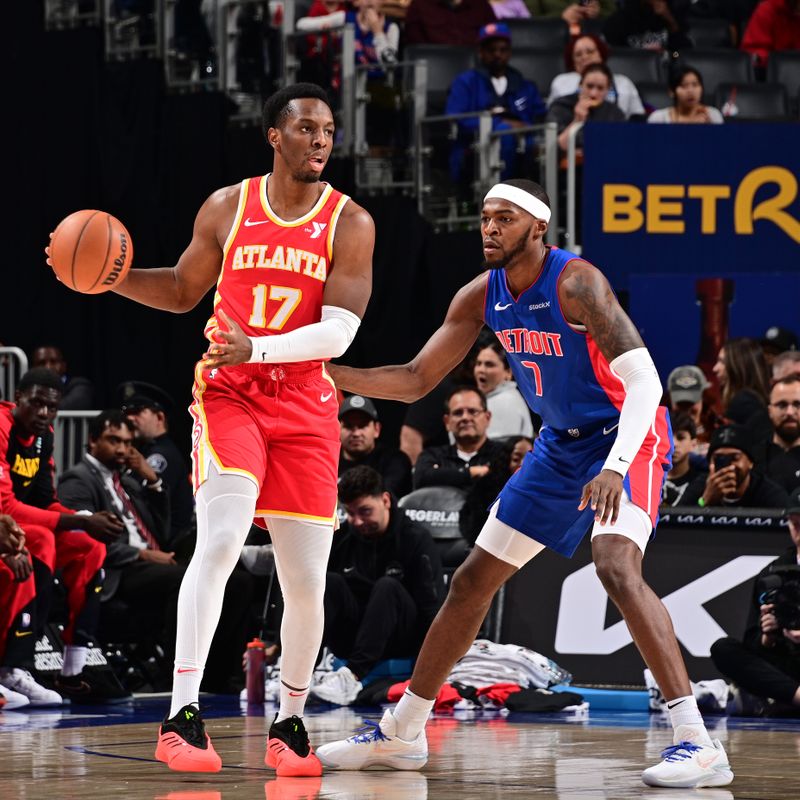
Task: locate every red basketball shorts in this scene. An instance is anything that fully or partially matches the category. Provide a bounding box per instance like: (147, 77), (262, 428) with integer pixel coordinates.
(0, 560), (36, 662)
(189, 361), (340, 524)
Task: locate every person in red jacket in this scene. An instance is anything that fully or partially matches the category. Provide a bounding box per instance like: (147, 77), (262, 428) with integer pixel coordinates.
(0, 512), (37, 708)
(0, 368), (127, 703)
(741, 0), (800, 70)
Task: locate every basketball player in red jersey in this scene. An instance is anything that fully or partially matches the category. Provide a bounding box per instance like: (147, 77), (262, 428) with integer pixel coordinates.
(47, 84), (374, 775)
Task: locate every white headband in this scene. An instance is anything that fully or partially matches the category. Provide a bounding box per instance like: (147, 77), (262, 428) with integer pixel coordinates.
(484, 183), (551, 222)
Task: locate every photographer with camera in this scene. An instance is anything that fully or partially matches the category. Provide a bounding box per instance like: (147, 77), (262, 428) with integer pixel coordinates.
(309, 466), (444, 706)
(710, 489), (800, 716)
(681, 423), (789, 509)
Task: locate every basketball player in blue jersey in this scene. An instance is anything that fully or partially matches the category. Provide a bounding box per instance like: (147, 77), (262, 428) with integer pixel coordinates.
(317, 179), (733, 789)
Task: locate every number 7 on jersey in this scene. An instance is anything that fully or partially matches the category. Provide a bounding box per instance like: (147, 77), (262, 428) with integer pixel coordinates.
(521, 360), (543, 397)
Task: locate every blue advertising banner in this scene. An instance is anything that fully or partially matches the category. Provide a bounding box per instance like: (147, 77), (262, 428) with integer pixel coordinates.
(629, 272), (800, 383)
(581, 123), (800, 289)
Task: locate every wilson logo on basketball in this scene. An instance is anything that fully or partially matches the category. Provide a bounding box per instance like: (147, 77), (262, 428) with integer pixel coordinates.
(102, 233), (129, 286)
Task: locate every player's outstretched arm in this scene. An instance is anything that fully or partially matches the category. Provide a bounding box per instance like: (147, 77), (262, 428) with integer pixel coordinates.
(329, 273), (488, 403)
(561, 264), (663, 524)
(110, 187), (237, 313)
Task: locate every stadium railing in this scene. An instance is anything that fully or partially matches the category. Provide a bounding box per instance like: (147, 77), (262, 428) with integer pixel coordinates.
(54, 410), (100, 476)
(0, 347), (29, 405)
(565, 121), (584, 254)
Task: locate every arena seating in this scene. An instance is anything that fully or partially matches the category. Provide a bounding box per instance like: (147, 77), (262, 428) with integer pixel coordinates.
(398, 486), (469, 572)
(403, 44), (474, 116)
(505, 17), (570, 50)
(686, 17), (735, 49)
(714, 83), (790, 121)
(680, 49), (754, 101)
(767, 51), (800, 115)
(511, 48), (566, 97)
(607, 49), (664, 86)
(635, 81), (671, 113)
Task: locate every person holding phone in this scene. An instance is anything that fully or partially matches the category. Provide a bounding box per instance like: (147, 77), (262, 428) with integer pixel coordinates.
(682, 424), (789, 509)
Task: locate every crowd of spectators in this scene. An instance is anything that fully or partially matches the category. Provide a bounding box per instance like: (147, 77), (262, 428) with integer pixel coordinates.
(661, 331), (800, 510)
(0, 316), (797, 709)
(280, 0), (799, 191)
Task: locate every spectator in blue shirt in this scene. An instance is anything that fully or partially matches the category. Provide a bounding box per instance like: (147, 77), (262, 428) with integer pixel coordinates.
(445, 22), (546, 184)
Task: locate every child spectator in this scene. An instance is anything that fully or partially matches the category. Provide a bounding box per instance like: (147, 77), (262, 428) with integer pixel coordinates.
(662, 413), (705, 506)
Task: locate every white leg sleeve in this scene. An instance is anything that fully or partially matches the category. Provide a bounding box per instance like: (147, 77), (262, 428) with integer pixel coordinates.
(170, 464), (258, 717)
(267, 515), (333, 719)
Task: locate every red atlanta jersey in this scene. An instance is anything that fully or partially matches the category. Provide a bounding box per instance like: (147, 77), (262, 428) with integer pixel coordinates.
(204, 174), (350, 368)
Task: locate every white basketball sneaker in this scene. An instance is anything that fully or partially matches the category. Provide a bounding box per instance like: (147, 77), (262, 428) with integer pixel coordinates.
(0, 668), (63, 707)
(316, 708), (428, 770)
(311, 666), (363, 706)
(642, 739), (733, 788)
(0, 682), (31, 710)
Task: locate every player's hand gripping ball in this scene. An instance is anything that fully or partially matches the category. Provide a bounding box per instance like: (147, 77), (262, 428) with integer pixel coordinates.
(46, 210), (133, 294)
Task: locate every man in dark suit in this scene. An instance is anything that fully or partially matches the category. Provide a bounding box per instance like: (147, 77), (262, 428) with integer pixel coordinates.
(58, 410), (253, 693)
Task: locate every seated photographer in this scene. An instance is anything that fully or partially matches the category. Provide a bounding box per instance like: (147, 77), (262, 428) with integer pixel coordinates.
(710, 490), (800, 716)
(681, 424), (789, 509)
(310, 466), (444, 706)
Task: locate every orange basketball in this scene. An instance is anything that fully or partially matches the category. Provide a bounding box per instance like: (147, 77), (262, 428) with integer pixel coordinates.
(49, 209), (133, 294)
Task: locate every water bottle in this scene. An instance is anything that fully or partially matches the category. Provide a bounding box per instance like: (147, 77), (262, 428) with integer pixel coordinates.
(245, 638), (266, 704)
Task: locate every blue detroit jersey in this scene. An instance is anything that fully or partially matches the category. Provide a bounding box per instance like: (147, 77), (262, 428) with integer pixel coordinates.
(483, 246), (625, 433)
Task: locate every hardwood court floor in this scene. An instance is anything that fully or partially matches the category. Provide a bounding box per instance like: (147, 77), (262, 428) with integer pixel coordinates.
(2, 697), (799, 800)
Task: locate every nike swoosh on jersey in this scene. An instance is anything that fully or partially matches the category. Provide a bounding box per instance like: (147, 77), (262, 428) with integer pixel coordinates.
(603, 422), (620, 435)
(14, 630), (32, 638)
(320, 392), (333, 402)
(494, 302), (512, 311)
(243, 217), (269, 227)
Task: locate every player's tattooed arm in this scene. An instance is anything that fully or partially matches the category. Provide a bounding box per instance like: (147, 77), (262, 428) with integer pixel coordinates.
(559, 263), (643, 363)
(329, 273), (487, 402)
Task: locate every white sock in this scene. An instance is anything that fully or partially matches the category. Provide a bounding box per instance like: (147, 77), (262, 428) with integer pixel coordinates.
(169, 662), (205, 718)
(267, 516), (333, 724)
(168, 465), (259, 720)
(392, 688), (434, 741)
(667, 695), (712, 746)
(61, 645), (89, 677)
(276, 680), (309, 723)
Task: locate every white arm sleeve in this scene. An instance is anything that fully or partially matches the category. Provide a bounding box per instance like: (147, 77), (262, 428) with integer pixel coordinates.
(248, 305), (361, 364)
(602, 347), (663, 478)
(295, 11), (346, 31)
